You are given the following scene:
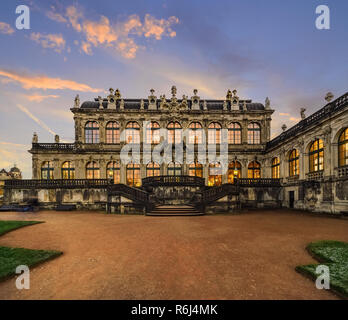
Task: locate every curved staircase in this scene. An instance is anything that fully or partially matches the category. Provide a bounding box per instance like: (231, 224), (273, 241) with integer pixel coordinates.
(146, 205), (204, 216)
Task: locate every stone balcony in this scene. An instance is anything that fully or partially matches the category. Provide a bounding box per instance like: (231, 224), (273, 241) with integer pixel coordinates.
(306, 171), (324, 181)
(336, 165), (348, 178)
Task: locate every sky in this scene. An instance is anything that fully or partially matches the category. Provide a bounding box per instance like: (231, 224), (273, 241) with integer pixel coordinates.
(0, 0), (347, 178)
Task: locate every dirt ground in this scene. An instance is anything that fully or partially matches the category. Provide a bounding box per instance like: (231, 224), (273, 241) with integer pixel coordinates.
(0, 209), (347, 300)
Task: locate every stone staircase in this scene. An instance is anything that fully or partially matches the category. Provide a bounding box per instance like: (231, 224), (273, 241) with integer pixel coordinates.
(146, 205), (204, 216)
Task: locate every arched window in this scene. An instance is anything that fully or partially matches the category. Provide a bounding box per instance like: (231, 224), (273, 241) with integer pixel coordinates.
(168, 162), (182, 176)
(248, 123), (261, 144)
(228, 123), (242, 144)
(188, 122), (203, 144)
(146, 162), (161, 177)
(309, 139), (324, 172)
(188, 162), (203, 177)
(126, 162), (141, 187)
(208, 162), (222, 186)
(248, 161), (261, 179)
(86, 162), (100, 179)
(125, 122), (140, 144)
(339, 128), (348, 167)
(107, 161), (120, 183)
(61, 161), (75, 179)
(41, 161), (54, 180)
(167, 122), (182, 144)
(228, 161), (241, 183)
(208, 122), (221, 144)
(146, 122), (160, 144)
(271, 157), (280, 179)
(289, 149), (299, 177)
(85, 121), (99, 143)
(106, 121), (120, 144)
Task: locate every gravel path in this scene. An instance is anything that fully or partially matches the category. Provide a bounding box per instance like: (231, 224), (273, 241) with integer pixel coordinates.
(0, 209), (347, 300)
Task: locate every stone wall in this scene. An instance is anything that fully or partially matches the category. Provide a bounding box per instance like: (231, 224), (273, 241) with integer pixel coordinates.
(4, 187), (108, 210)
(282, 178), (348, 214)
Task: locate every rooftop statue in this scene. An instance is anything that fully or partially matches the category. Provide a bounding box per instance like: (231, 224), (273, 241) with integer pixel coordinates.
(74, 94), (80, 108)
(300, 108), (306, 120)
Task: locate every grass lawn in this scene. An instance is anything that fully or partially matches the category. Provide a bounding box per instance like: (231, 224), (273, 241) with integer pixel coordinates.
(0, 220), (62, 281)
(0, 220), (42, 236)
(296, 240), (348, 298)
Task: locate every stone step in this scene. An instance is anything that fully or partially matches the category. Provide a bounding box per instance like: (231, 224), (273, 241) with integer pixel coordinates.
(147, 205), (204, 216)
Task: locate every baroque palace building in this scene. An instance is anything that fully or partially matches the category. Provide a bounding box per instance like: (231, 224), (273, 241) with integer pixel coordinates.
(4, 87), (348, 215)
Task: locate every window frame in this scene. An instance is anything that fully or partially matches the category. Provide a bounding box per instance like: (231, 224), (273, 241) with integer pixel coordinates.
(41, 161), (54, 180)
(106, 161), (120, 183)
(228, 161), (241, 183)
(125, 121), (140, 144)
(106, 121), (120, 144)
(271, 157), (280, 179)
(247, 122), (261, 145)
(289, 149), (299, 177)
(208, 122), (222, 145)
(309, 139), (324, 173)
(188, 122), (203, 145)
(86, 161), (100, 179)
(146, 162), (161, 177)
(248, 161), (261, 179)
(228, 122), (242, 145)
(188, 162), (203, 177)
(126, 162), (141, 187)
(61, 161), (75, 180)
(167, 122), (182, 144)
(84, 121), (100, 144)
(338, 128), (348, 167)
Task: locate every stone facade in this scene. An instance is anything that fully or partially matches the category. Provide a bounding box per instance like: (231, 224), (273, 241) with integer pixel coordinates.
(4, 87), (348, 214)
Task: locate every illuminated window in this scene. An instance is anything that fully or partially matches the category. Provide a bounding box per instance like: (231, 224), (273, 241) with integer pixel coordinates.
(61, 161), (75, 179)
(248, 123), (260, 144)
(107, 161), (120, 183)
(126, 162), (141, 187)
(188, 162), (203, 177)
(228, 123), (242, 144)
(146, 162), (161, 177)
(309, 139), (324, 172)
(208, 122), (221, 144)
(248, 161), (261, 179)
(338, 128), (348, 167)
(289, 149), (299, 177)
(146, 122), (160, 144)
(106, 121), (120, 144)
(208, 162), (222, 186)
(85, 121), (99, 143)
(188, 122), (203, 144)
(167, 122), (182, 144)
(271, 157), (280, 179)
(41, 161), (54, 180)
(86, 162), (100, 179)
(125, 122), (140, 144)
(168, 162), (182, 176)
(228, 161), (241, 183)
